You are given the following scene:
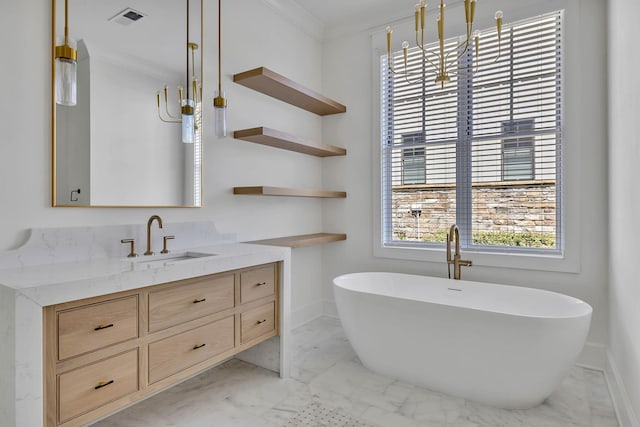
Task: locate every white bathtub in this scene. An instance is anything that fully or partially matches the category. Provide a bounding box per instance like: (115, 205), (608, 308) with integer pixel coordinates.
(333, 272), (592, 409)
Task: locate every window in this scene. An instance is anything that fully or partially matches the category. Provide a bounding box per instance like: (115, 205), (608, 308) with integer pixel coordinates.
(401, 133), (426, 184)
(502, 119), (535, 181)
(381, 11), (562, 252)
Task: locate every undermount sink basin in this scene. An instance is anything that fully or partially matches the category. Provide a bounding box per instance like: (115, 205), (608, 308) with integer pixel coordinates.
(129, 251), (217, 270)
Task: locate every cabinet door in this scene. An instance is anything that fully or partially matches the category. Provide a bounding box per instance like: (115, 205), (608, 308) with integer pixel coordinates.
(241, 301), (276, 344)
(58, 296), (138, 360)
(58, 349), (139, 423)
(240, 264), (275, 304)
(148, 316), (235, 384)
(148, 274), (235, 332)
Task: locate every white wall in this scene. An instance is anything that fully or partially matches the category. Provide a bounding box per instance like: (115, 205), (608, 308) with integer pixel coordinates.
(0, 0), (326, 325)
(608, 0), (640, 423)
(321, 0), (609, 351)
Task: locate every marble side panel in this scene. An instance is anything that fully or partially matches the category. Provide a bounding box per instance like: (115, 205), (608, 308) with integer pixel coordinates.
(15, 294), (43, 427)
(0, 285), (16, 426)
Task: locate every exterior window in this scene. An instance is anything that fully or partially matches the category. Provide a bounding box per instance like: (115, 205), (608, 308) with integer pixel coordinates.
(381, 11), (563, 251)
(402, 133), (426, 185)
(502, 119), (535, 181)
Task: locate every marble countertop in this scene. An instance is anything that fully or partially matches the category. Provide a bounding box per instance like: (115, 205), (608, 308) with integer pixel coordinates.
(0, 242), (289, 307)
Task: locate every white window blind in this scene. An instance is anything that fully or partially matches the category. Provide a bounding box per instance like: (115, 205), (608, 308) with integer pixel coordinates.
(381, 11), (563, 251)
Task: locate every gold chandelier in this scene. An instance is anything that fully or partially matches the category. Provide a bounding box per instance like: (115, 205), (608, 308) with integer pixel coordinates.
(386, 0), (503, 87)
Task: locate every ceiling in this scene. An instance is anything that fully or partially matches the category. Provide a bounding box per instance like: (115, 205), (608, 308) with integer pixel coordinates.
(292, 0), (407, 28)
(291, 0), (465, 37)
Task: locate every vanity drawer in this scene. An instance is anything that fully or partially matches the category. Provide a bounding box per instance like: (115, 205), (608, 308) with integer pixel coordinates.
(240, 264), (276, 304)
(148, 274), (235, 332)
(58, 349), (139, 424)
(241, 301), (276, 344)
(148, 316), (235, 384)
(57, 296), (139, 360)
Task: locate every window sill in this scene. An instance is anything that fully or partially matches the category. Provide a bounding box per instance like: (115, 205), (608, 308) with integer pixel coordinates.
(373, 243), (579, 273)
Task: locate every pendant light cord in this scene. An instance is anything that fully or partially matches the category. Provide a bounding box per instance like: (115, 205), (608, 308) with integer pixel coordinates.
(218, 0), (222, 96)
(186, 0), (190, 99)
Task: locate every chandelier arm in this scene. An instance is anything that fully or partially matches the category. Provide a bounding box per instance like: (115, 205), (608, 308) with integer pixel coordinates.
(164, 89), (181, 120)
(403, 72), (437, 85)
(492, 40), (502, 63)
(157, 97), (181, 123)
(164, 103), (180, 120)
(445, 37), (472, 68)
(416, 45), (441, 71)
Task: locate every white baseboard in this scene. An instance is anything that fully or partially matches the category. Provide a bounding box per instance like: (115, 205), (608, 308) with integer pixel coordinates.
(292, 301), (324, 329)
(323, 299), (338, 319)
(604, 351), (639, 427)
(577, 341), (608, 371)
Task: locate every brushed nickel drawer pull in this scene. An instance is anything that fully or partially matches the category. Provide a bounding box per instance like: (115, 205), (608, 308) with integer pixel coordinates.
(256, 282), (267, 287)
(192, 343), (206, 350)
(94, 323), (114, 331)
(193, 298), (207, 304)
(94, 380), (114, 390)
(256, 319), (267, 325)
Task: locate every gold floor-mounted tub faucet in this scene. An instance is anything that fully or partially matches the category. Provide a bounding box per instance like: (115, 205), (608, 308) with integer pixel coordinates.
(446, 224), (472, 280)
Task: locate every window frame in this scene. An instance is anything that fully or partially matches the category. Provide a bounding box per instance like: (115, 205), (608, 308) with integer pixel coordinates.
(371, 0), (580, 273)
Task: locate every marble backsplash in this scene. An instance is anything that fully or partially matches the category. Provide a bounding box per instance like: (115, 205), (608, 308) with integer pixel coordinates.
(0, 221), (235, 269)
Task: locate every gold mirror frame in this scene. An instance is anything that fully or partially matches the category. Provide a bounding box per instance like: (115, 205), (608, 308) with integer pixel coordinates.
(51, 0), (204, 208)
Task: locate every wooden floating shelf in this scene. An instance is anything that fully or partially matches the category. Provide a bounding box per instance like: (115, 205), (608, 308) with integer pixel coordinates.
(233, 186), (346, 198)
(234, 127), (346, 158)
(233, 67), (347, 116)
(248, 233), (347, 248)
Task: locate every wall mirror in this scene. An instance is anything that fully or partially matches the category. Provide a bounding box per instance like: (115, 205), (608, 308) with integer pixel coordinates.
(52, 0), (203, 207)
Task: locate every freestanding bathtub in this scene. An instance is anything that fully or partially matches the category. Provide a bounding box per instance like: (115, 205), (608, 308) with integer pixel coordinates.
(333, 272), (592, 409)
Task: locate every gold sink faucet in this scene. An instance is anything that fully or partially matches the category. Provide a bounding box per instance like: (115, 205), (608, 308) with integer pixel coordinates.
(446, 224), (472, 280)
(144, 215), (164, 256)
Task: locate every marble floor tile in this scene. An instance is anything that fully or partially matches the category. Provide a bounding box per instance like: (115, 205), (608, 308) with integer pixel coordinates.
(93, 317), (619, 427)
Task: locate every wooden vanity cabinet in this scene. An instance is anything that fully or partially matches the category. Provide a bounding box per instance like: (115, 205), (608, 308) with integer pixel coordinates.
(43, 262), (280, 427)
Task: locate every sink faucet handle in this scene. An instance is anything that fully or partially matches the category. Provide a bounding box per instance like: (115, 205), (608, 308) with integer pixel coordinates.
(120, 239), (137, 258)
(161, 235), (175, 254)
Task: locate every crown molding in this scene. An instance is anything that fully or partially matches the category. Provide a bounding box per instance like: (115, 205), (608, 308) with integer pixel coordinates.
(260, 0), (324, 41)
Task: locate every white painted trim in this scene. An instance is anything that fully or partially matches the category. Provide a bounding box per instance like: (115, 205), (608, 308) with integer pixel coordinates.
(260, 0), (324, 41)
(291, 300), (324, 329)
(322, 299), (339, 319)
(605, 350), (640, 427)
(576, 341), (608, 371)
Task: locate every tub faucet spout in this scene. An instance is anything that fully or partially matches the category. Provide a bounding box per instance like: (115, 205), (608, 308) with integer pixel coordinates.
(446, 224), (472, 280)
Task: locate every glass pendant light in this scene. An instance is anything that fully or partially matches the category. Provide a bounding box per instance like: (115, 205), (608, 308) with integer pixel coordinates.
(55, 0), (77, 106)
(214, 90), (227, 137)
(213, 0), (227, 137)
(181, 98), (195, 143)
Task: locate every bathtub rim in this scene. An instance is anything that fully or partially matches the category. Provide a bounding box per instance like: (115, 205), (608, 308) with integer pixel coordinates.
(333, 271), (593, 320)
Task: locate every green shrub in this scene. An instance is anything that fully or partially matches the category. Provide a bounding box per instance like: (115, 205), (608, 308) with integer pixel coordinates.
(472, 230), (555, 248)
(421, 230), (449, 242)
(408, 229), (556, 248)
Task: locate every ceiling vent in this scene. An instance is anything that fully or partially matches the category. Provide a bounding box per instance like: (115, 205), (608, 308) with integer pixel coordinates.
(109, 8), (146, 26)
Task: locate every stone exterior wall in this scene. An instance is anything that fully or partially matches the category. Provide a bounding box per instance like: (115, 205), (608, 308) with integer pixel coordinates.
(391, 183), (556, 241)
